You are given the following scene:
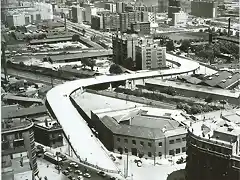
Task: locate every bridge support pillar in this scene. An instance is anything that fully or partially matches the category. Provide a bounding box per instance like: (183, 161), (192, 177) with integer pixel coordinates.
(109, 83), (112, 91)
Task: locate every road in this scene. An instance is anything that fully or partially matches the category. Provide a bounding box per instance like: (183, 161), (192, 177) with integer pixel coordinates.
(6, 68), (65, 85)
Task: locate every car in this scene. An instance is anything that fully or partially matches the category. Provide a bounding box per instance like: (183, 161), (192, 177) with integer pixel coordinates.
(77, 176), (84, 180)
(75, 170), (82, 175)
(67, 167), (73, 172)
(97, 171), (106, 177)
(62, 170), (69, 176)
(83, 173), (91, 178)
(109, 177), (116, 180)
(70, 162), (79, 168)
(176, 157), (186, 164)
(68, 176), (76, 180)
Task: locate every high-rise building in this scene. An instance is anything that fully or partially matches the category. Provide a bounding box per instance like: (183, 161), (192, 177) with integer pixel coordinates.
(191, 1), (217, 18)
(131, 21), (151, 35)
(172, 11), (187, 26)
(72, 5), (84, 23)
(91, 14), (103, 30)
(116, 2), (126, 13)
(84, 4), (97, 24)
(105, 3), (116, 13)
(112, 33), (139, 68)
(168, 6), (181, 18)
(158, 0), (168, 12)
(169, 0), (181, 7)
(2, 118), (38, 180)
(136, 43), (166, 70)
(186, 116), (240, 180)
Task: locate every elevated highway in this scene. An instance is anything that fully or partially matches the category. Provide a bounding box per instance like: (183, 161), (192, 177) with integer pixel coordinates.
(46, 53), (200, 176)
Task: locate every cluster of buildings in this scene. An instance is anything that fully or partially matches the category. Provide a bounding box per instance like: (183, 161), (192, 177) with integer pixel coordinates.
(90, 106), (189, 160)
(112, 33), (166, 70)
(1, 2), (53, 27)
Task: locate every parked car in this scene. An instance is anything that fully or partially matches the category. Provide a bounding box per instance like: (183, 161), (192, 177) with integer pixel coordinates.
(75, 170), (82, 175)
(55, 165), (61, 170)
(83, 173), (91, 178)
(67, 167), (73, 172)
(109, 177), (116, 180)
(97, 171), (106, 177)
(68, 176), (76, 180)
(176, 157), (186, 164)
(62, 170), (69, 176)
(77, 176), (84, 180)
(70, 162), (79, 168)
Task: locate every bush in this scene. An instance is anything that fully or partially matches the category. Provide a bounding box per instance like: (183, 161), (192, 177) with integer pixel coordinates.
(109, 64), (123, 74)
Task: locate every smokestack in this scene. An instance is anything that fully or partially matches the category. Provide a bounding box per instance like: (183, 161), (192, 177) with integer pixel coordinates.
(228, 18), (230, 37)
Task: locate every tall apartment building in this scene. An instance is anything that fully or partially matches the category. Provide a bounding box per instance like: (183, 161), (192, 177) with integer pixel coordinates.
(186, 116), (240, 180)
(168, 6), (181, 18)
(116, 2), (126, 13)
(136, 43), (166, 70)
(72, 5), (84, 23)
(84, 4), (97, 24)
(112, 33), (139, 68)
(191, 1), (218, 18)
(105, 3), (116, 13)
(91, 14), (103, 30)
(2, 118), (38, 180)
(158, 0), (168, 12)
(131, 21), (151, 35)
(119, 11), (148, 32)
(172, 11), (187, 27)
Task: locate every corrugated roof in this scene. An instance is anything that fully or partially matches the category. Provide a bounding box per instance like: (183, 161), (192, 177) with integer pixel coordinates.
(2, 105), (47, 119)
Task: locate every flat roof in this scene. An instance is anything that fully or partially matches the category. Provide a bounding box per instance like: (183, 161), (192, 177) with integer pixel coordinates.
(29, 37), (72, 44)
(2, 105), (47, 119)
(3, 94), (43, 103)
(145, 79), (240, 98)
(2, 118), (33, 132)
(50, 50), (112, 62)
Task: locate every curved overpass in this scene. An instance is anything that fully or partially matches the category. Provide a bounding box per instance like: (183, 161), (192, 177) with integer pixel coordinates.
(46, 54), (200, 174)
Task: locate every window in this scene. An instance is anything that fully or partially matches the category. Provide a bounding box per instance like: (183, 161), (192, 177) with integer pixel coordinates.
(182, 147), (186, 152)
(169, 150), (174, 156)
(158, 152), (162, 157)
(140, 141), (144, 146)
(158, 142), (162, 147)
(124, 139), (128, 143)
(124, 148), (128, 153)
(182, 137), (186, 141)
(132, 140), (136, 145)
(148, 142), (152, 147)
(148, 152), (152, 157)
(117, 138), (120, 142)
(176, 138), (181, 143)
(176, 148), (181, 154)
(169, 140), (174, 144)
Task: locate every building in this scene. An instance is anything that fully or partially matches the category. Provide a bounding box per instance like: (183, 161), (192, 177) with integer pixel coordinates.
(33, 118), (63, 148)
(131, 21), (151, 35)
(168, 6), (181, 18)
(147, 12), (156, 23)
(112, 33), (139, 68)
(191, 1), (217, 18)
(91, 14), (102, 30)
(172, 11), (187, 27)
(158, 0), (168, 12)
(119, 11), (148, 32)
(3, 2), (53, 27)
(84, 4), (97, 24)
(2, 118), (38, 179)
(169, 0), (181, 7)
(105, 3), (116, 13)
(136, 43), (166, 70)
(116, 2), (126, 13)
(186, 114), (240, 180)
(91, 107), (187, 160)
(72, 5), (84, 23)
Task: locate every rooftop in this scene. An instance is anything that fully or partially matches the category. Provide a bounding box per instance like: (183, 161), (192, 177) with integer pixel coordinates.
(2, 118), (33, 133)
(2, 94), (43, 104)
(94, 107), (187, 139)
(2, 105), (47, 119)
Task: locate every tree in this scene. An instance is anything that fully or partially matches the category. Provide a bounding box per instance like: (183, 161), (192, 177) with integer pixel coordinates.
(166, 40), (175, 51)
(81, 58), (96, 70)
(109, 64), (123, 74)
(72, 34), (80, 42)
(179, 39), (191, 52)
(205, 96), (213, 104)
(9, 26), (16, 30)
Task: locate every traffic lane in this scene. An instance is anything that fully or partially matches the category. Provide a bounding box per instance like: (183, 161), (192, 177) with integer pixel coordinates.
(59, 160), (113, 180)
